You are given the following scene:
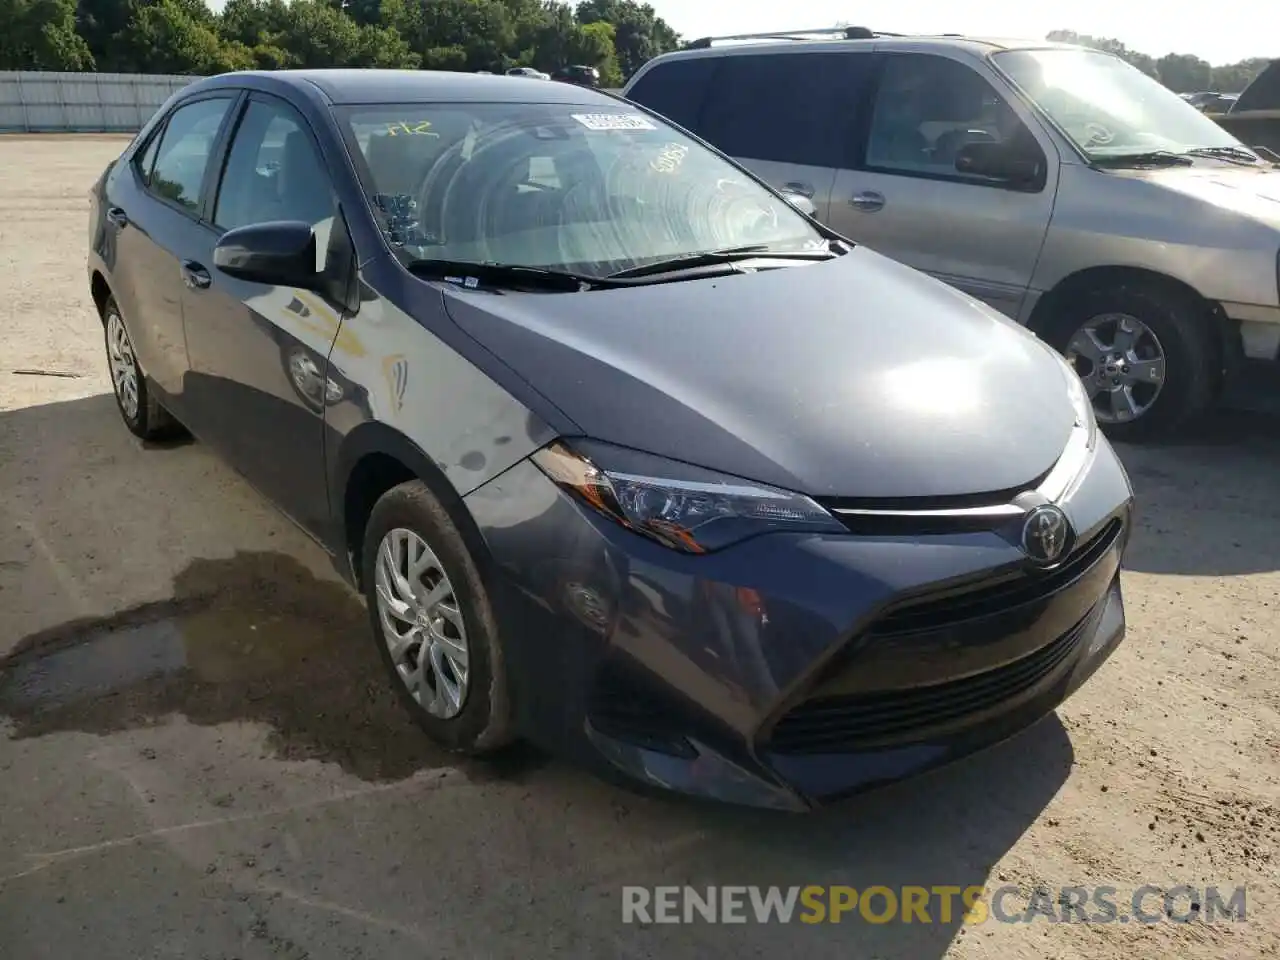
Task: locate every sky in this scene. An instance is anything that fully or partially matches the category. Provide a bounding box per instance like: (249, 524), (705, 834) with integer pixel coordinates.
(646, 1), (1273, 66)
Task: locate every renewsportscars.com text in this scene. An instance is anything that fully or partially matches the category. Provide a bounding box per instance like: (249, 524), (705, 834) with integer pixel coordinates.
(621, 884), (1248, 925)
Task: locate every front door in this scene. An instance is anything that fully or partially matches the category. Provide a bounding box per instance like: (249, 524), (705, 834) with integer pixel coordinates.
(828, 52), (1058, 319)
(180, 94), (345, 537)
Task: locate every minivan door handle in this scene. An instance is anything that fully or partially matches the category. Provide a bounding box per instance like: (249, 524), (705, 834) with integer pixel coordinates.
(181, 260), (212, 290)
(849, 191), (886, 212)
(782, 181), (816, 198)
(106, 207), (129, 228)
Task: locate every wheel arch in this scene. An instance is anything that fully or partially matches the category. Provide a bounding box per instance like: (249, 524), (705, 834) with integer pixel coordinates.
(1027, 264), (1235, 388)
(90, 270), (113, 322)
(333, 422), (495, 592)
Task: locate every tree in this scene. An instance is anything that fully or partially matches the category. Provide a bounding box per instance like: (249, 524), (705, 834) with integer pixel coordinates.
(114, 0), (252, 74)
(1155, 52), (1213, 93)
(0, 0), (94, 70)
(575, 0), (679, 79)
(1045, 29), (1156, 77)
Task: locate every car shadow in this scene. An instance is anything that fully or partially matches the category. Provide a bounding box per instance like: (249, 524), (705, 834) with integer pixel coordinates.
(0, 389), (1076, 958)
(1112, 408), (1280, 576)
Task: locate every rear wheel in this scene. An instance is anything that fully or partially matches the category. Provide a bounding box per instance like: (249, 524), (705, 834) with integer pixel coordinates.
(361, 480), (513, 754)
(1044, 283), (1219, 442)
(102, 297), (181, 441)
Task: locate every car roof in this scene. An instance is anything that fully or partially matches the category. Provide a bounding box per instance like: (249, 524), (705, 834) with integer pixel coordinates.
(187, 69), (619, 106)
(630, 35), (1086, 70)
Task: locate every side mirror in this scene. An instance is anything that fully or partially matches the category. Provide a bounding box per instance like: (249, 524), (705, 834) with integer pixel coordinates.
(781, 192), (817, 217)
(214, 220), (319, 288)
(954, 141), (1043, 188)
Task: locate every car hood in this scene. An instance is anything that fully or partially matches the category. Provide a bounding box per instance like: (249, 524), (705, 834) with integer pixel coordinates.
(442, 248), (1077, 500)
(1130, 163), (1280, 231)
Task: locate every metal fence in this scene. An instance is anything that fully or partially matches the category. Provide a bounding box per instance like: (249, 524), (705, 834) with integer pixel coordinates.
(0, 72), (201, 133)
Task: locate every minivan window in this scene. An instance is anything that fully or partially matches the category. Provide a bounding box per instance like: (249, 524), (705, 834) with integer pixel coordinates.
(342, 102), (826, 279)
(867, 54), (1038, 179)
(147, 97), (233, 212)
(994, 48), (1243, 157)
(624, 57), (717, 131)
(698, 53), (866, 168)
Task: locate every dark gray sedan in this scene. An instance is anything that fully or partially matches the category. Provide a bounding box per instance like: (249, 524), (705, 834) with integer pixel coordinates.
(87, 69), (1133, 810)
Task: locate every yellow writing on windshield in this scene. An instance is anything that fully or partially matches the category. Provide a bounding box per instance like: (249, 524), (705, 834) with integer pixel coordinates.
(386, 120), (440, 137)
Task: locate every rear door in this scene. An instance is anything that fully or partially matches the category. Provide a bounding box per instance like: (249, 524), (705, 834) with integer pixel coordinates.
(179, 93), (348, 536)
(693, 52), (875, 223)
(827, 52), (1058, 318)
(103, 95), (238, 407)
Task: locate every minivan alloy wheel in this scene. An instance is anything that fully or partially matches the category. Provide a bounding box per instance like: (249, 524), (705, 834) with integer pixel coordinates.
(374, 527), (471, 719)
(1066, 312), (1167, 424)
(106, 309), (140, 420)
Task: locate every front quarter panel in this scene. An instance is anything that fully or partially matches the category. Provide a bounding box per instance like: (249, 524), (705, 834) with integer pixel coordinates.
(322, 260), (561, 552)
(1035, 164), (1280, 309)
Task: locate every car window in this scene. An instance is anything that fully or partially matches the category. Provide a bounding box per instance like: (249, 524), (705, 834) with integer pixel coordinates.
(341, 102), (827, 280)
(134, 127), (162, 183)
(867, 54), (1035, 180)
(625, 57), (718, 132)
(148, 98), (233, 212)
(215, 98), (335, 231)
(697, 53), (868, 168)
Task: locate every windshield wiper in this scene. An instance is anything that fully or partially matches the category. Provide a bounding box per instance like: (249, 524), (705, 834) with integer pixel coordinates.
(606, 243), (838, 280)
(1091, 150), (1195, 169)
(1186, 145), (1262, 165)
(404, 259), (607, 292)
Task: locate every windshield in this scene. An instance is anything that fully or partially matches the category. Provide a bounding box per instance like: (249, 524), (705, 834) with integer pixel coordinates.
(339, 102), (825, 280)
(993, 48), (1245, 158)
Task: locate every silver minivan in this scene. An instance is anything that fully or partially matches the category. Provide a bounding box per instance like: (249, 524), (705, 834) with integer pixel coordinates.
(623, 29), (1280, 440)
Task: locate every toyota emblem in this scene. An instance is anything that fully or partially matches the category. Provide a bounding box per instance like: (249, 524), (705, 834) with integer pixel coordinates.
(1021, 504), (1072, 567)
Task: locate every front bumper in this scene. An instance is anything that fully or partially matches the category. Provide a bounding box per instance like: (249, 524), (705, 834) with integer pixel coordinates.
(464, 436), (1133, 811)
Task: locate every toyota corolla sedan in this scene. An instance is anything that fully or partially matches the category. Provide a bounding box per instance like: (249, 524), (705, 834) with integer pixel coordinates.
(88, 69), (1133, 810)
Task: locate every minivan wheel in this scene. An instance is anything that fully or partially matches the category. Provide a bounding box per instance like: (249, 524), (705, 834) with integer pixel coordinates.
(102, 297), (180, 441)
(1046, 284), (1218, 442)
(361, 480), (512, 754)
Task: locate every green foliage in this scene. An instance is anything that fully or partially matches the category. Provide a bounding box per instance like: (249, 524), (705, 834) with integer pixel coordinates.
(0, 0), (679, 77)
(1046, 30), (1269, 94)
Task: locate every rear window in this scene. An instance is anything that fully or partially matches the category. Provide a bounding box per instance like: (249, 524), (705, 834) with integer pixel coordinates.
(697, 53), (869, 168)
(625, 57), (718, 131)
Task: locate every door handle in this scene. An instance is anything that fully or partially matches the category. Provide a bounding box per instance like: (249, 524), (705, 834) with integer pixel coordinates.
(849, 191), (886, 212)
(106, 207), (129, 228)
(181, 260), (212, 290)
(782, 181), (816, 198)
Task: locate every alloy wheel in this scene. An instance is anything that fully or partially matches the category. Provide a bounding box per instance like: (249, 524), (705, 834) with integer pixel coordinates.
(1065, 312), (1167, 424)
(373, 527), (470, 719)
(106, 309), (140, 420)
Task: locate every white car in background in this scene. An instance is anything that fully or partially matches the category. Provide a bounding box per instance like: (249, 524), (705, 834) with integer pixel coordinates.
(506, 67), (551, 80)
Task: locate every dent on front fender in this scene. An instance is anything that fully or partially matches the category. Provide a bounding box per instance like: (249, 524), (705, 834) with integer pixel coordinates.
(321, 281), (558, 512)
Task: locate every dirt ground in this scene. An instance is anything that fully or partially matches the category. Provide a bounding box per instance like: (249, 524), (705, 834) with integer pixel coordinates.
(0, 135), (1277, 959)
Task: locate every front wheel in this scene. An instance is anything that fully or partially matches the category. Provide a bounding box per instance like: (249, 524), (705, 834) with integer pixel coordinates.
(361, 480), (513, 754)
(1045, 284), (1219, 442)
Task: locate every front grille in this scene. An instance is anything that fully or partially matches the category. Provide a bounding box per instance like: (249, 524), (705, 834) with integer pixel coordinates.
(872, 519), (1122, 636)
(768, 614), (1090, 755)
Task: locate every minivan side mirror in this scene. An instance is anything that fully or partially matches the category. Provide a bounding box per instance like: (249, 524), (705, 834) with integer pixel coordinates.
(954, 141), (1044, 189)
(214, 221), (319, 288)
(781, 192), (818, 217)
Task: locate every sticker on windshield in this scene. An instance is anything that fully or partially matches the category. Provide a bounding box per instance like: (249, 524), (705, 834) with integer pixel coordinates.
(571, 113), (657, 132)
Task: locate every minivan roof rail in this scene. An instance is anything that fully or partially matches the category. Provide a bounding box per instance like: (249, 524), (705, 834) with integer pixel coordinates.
(685, 26), (903, 49)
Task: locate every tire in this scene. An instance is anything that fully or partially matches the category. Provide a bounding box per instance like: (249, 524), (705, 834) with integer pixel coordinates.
(361, 479), (513, 754)
(102, 296), (181, 441)
(1042, 282), (1219, 443)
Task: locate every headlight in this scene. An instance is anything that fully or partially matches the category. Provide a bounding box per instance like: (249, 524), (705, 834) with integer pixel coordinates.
(531, 440), (845, 553)
(1059, 351), (1098, 447)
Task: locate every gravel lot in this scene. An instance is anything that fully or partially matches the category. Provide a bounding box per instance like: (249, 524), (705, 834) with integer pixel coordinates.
(1, 135), (1278, 959)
